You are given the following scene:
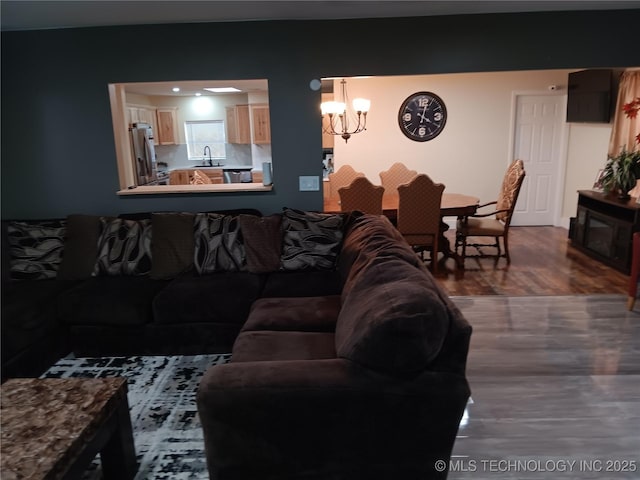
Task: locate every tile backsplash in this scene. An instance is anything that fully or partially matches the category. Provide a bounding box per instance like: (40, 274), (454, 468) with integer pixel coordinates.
(156, 144), (253, 169)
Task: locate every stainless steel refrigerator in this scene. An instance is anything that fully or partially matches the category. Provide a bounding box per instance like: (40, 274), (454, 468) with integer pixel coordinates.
(129, 122), (158, 186)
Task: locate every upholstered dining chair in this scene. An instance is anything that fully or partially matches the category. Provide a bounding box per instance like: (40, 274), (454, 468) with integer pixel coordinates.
(338, 177), (385, 215)
(455, 159), (526, 265)
(397, 174), (445, 273)
(190, 170), (213, 185)
(379, 162), (418, 194)
(328, 165), (365, 198)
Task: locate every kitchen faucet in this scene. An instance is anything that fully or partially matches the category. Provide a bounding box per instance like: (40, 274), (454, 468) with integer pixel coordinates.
(203, 146), (212, 167)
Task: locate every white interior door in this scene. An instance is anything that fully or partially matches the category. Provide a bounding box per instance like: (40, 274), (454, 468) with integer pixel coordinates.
(511, 94), (566, 226)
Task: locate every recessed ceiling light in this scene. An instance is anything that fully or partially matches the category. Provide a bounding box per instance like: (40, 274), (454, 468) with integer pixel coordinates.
(195, 92), (202, 96)
(204, 87), (241, 93)
(172, 87), (180, 92)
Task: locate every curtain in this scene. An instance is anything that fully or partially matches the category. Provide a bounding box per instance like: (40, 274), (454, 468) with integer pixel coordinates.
(608, 70), (640, 156)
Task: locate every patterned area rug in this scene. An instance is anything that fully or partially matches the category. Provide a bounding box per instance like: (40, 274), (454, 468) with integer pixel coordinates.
(42, 354), (231, 480)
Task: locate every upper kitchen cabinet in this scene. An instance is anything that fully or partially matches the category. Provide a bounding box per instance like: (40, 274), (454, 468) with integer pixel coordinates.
(226, 105), (251, 144)
(127, 104), (159, 145)
(251, 104), (271, 144)
(156, 107), (179, 145)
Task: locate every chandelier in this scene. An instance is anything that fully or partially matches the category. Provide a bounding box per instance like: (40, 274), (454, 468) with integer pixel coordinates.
(321, 79), (371, 143)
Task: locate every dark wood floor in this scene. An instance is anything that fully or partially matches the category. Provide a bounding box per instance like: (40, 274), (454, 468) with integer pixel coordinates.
(449, 294), (640, 479)
(435, 226), (630, 296)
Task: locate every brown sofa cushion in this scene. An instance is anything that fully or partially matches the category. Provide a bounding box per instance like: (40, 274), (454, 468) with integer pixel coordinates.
(242, 296), (341, 333)
(232, 331), (336, 362)
(152, 272), (265, 326)
(261, 270), (342, 298)
(58, 215), (103, 281)
(239, 214), (282, 273)
(338, 214), (423, 300)
(335, 256), (449, 374)
(150, 212), (195, 279)
(58, 276), (167, 326)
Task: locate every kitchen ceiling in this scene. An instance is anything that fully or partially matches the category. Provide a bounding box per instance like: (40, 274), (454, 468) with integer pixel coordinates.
(2, 0), (639, 31)
(124, 79), (269, 97)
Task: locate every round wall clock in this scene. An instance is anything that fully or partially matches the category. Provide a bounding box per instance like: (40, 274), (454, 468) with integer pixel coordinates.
(398, 92), (447, 142)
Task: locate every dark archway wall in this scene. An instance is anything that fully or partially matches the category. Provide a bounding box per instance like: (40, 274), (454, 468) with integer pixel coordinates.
(2, 9), (638, 218)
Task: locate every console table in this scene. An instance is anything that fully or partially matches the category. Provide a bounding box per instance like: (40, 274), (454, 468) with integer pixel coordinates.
(1, 377), (137, 480)
(570, 190), (640, 273)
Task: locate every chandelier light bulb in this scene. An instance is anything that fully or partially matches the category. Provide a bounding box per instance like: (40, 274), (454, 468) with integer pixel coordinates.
(321, 101), (346, 115)
(352, 98), (371, 113)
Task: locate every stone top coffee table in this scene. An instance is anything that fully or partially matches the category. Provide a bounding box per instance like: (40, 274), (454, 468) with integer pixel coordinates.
(1, 377), (137, 480)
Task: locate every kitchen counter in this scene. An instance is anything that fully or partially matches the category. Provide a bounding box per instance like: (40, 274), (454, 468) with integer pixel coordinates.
(174, 165), (254, 170)
(117, 183), (272, 196)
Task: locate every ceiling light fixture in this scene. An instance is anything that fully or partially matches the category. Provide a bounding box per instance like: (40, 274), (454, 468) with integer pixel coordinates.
(172, 87), (180, 92)
(204, 87), (241, 93)
(321, 79), (370, 143)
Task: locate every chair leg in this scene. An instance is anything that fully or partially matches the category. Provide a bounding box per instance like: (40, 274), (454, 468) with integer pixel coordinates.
(627, 296), (636, 311)
(461, 233), (467, 264)
(503, 235), (510, 264)
(432, 236), (438, 274)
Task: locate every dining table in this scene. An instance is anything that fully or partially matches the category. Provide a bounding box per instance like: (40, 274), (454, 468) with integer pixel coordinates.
(324, 192), (480, 268)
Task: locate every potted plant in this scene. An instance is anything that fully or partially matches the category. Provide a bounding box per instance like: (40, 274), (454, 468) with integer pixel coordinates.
(601, 147), (640, 200)
(600, 96), (640, 200)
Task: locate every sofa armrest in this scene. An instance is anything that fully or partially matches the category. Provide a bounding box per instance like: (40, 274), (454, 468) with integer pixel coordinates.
(197, 359), (470, 479)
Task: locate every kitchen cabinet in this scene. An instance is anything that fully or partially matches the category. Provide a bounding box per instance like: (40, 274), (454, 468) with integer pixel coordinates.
(126, 104), (159, 145)
(252, 171), (263, 184)
(169, 169), (224, 185)
(226, 105), (251, 144)
(251, 104), (271, 144)
(156, 107), (179, 145)
(204, 170), (224, 184)
(169, 170), (190, 185)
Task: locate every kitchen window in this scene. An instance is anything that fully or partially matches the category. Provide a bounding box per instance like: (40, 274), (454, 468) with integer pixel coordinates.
(185, 120), (226, 161)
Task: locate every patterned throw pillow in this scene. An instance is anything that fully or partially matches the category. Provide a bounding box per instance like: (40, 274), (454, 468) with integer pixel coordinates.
(93, 218), (152, 276)
(281, 208), (344, 270)
(7, 220), (67, 280)
(194, 213), (245, 273)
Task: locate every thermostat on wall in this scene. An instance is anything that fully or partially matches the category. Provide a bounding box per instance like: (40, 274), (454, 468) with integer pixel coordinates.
(299, 176), (320, 191)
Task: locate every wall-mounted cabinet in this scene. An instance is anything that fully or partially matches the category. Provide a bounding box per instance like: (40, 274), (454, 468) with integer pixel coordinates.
(226, 105), (251, 144)
(126, 104), (177, 145)
(126, 104), (159, 145)
(156, 107), (179, 145)
(251, 104), (271, 144)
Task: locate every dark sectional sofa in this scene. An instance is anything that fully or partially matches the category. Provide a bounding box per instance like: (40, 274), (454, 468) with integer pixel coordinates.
(197, 212), (472, 479)
(2, 208), (471, 479)
(2, 208), (343, 376)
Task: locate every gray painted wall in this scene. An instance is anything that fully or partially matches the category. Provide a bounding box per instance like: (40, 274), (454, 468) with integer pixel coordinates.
(2, 9), (639, 218)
